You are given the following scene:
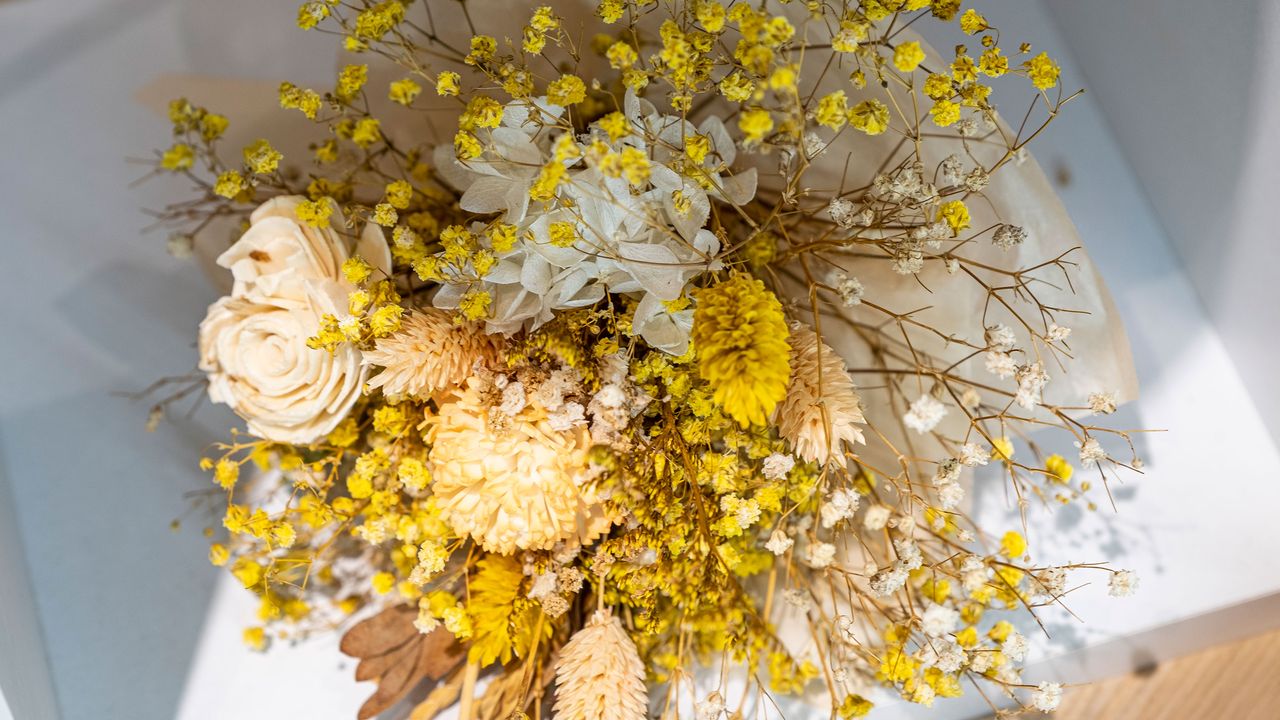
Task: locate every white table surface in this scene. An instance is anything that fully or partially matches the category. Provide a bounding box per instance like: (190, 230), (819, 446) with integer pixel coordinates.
(2, 2), (1277, 719)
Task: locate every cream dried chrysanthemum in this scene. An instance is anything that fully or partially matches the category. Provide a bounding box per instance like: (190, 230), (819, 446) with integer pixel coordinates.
(427, 381), (611, 554)
(775, 325), (865, 464)
(554, 609), (647, 720)
(362, 308), (502, 398)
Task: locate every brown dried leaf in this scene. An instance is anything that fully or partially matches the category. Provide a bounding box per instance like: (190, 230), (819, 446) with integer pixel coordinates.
(355, 636), (419, 682)
(475, 667), (532, 720)
(417, 624), (466, 681)
(358, 642), (424, 720)
(340, 605), (418, 659)
(340, 607), (467, 720)
(408, 670), (465, 720)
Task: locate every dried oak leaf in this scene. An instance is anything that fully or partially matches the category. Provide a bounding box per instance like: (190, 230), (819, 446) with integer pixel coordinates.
(340, 606), (465, 720)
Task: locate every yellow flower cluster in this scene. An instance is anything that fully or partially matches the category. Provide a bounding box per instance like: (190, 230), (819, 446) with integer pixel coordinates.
(692, 274), (791, 427)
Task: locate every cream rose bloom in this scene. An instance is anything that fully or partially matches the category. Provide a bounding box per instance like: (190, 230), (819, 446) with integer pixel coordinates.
(198, 196), (389, 444)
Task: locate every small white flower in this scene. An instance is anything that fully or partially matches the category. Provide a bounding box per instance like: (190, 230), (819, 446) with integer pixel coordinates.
(820, 488), (860, 529)
(594, 384), (627, 409)
(922, 604), (960, 637)
(765, 528), (794, 556)
(1108, 569), (1138, 598)
(546, 401), (586, 431)
(892, 249), (925, 275)
(985, 351), (1018, 379)
(940, 154), (965, 184)
(962, 562), (989, 593)
(1089, 390), (1118, 415)
(783, 588), (812, 610)
(1015, 362), (1049, 409)
(831, 271), (864, 307)
(894, 538), (924, 570)
(969, 651), (997, 674)
(996, 664), (1021, 685)
(1003, 631), (1029, 662)
(413, 613), (440, 635)
(933, 459), (962, 484)
(1077, 437), (1107, 466)
(964, 167), (990, 192)
(985, 324), (1016, 351)
(762, 453), (795, 481)
(863, 505), (891, 530)
(807, 541), (837, 569)
(935, 642), (967, 674)
(1032, 682), (1062, 712)
(528, 571), (558, 601)
(1047, 323), (1072, 342)
(937, 481), (964, 510)
(993, 224), (1027, 249)
(1035, 567), (1068, 599)
(959, 443), (990, 467)
(904, 394), (947, 433)
(870, 566), (909, 597)
(695, 693), (725, 720)
(498, 381), (527, 416)
(828, 198), (857, 227)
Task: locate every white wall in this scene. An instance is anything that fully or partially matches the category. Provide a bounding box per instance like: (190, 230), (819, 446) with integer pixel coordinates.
(1046, 0), (1280, 448)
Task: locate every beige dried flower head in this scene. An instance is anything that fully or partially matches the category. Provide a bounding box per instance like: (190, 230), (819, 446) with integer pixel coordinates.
(554, 609), (648, 720)
(775, 325), (866, 464)
(362, 308), (502, 398)
(427, 380), (612, 554)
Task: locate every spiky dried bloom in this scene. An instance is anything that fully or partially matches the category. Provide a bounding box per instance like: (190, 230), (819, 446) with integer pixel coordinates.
(427, 380), (611, 554)
(692, 274), (791, 428)
(554, 609), (647, 720)
(776, 325), (866, 465)
(362, 308), (502, 398)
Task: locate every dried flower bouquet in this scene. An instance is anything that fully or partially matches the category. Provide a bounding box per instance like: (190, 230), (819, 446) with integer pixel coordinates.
(140, 0), (1146, 717)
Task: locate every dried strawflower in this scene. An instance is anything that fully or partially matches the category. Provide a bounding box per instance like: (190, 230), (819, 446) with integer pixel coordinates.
(554, 609), (647, 720)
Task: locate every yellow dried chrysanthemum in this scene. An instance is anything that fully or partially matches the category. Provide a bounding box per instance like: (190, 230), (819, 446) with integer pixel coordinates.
(776, 325), (865, 465)
(427, 381), (611, 554)
(467, 555), (548, 667)
(692, 274), (791, 427)
(362, 308), (502, 398)
(554, 609), (647, 720)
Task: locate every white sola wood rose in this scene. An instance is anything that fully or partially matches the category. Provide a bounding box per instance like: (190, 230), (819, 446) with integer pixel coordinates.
(554, 609), (648, 720)
(198, 196), (389, 444)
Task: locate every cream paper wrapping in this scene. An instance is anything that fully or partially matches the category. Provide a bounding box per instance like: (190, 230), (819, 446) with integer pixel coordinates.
(140, 0), (1138, 715)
